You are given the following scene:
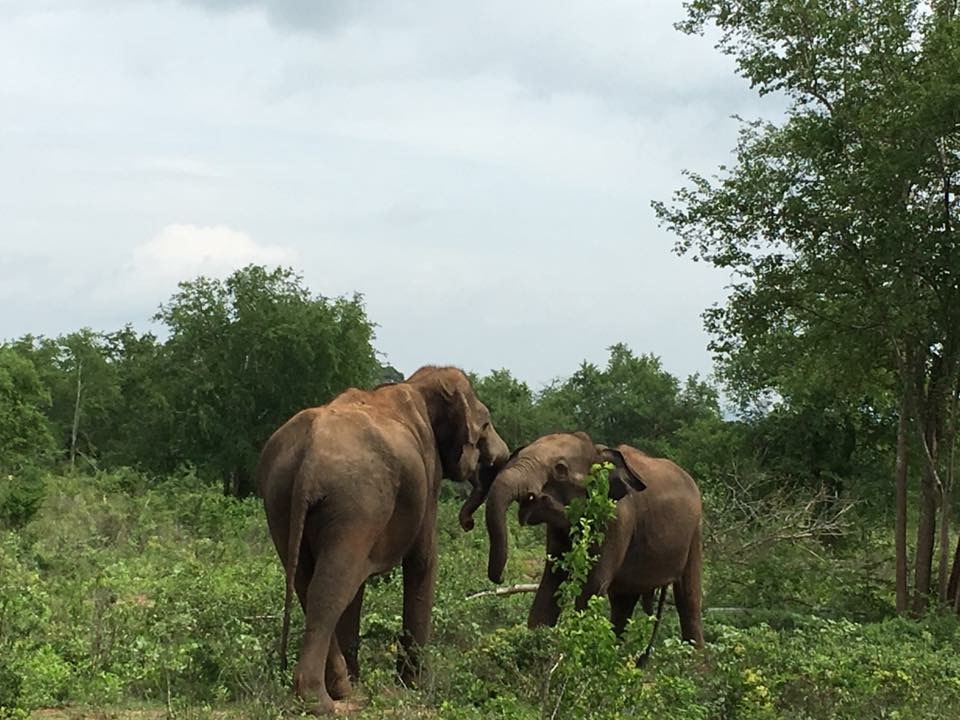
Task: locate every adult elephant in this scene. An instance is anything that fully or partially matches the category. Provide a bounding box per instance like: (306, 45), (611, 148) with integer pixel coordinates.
(463, 432), (704, 647)
(257, 366), (509, 714)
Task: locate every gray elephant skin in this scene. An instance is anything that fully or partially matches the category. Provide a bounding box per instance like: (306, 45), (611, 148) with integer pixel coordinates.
(257, 366), (509, 714)
(465, 431), (704, 647)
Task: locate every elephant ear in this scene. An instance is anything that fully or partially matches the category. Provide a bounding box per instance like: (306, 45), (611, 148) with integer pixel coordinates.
(598, 446), (647, 500)
(437, 383), (482, 482)
(450, 387), (480, 446)
(435, 377), (479, 442)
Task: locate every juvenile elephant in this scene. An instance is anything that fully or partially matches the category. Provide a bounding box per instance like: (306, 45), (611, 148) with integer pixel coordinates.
(463, 431), (704, 647)
(257, 366), (509, 714)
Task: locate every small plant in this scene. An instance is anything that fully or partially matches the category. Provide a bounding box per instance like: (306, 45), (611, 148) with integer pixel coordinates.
(541, 462), (635, 719)
(553, 462), (617, 608)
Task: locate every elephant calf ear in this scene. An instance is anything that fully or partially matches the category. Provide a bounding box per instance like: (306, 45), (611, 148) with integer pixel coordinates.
(607, 477), (632, 501)
(599, 447), (647, 497)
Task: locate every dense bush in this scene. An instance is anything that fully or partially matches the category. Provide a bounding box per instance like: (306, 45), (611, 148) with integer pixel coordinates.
(1, 469), (958, 719)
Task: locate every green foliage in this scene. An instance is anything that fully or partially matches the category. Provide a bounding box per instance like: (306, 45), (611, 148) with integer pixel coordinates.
(546, 344), (721, 454)
(4, 265), (380, 495)
(0, 349), (56, 528)
(554, 462), (616, 608)
(150, 265), (380, 492)
(0, 469), (958, 718)
(0, 467), (47, 530)
(472, 345), (723, 457)
(0, 348), (55, 472)
(471, 369), (558, 449)
(655, 0), (960, 456)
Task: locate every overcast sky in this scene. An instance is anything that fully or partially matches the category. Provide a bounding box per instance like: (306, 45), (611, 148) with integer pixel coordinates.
(0, 0), (776, 388)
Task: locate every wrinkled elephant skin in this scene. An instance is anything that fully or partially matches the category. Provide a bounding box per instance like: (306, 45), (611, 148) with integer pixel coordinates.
(482, 432), (705, 647)
(257, 366), (508, 714)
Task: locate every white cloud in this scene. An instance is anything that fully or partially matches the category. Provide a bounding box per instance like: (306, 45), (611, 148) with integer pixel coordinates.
(128, 224), (294, 287)
(90, 224), (297, 321)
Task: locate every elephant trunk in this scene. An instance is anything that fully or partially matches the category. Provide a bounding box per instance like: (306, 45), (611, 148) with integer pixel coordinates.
(485, 466), (537, 584)
(459, 456), (507, 532)
(458, 484), (485, 531)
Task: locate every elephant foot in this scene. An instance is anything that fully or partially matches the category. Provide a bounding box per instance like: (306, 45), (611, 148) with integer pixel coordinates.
(301, 693), (336, 716)
(328, 674), (352, 701)
(396, 650), (423, 688)
(294, 668), (335, 715)
(332, 698), (364, 715)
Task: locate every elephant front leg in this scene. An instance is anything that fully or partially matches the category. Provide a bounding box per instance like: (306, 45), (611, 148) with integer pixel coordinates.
(609, 592), (640, 637)
(397, 533), (437, 685)
(574, 523), (630, 611)
(528, 558), (564, 628)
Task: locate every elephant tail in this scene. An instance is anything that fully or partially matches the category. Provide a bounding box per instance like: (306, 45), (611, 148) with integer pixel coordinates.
(280, 485), (311, 672)
(679, 520), (705, 649)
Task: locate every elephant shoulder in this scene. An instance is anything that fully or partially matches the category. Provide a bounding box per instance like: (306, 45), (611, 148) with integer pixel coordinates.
(327, 384), (434, 452)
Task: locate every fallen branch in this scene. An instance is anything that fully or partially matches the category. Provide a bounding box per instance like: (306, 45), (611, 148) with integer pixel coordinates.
(465, 583), (539, 600)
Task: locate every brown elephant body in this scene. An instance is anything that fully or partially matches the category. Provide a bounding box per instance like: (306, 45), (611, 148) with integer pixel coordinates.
(257, 367), (508, 714)
(469, 432), (704, 647)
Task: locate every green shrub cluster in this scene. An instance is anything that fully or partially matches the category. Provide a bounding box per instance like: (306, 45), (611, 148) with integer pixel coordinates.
(1, 470), (958, 719)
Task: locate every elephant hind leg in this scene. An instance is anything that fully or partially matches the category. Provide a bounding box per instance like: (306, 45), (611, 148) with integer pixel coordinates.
(336, 582), (365, 681)
(295, 529), (373, 714)
(324, 633), (352, 700)
(609, 592), (640, 638)
(673, 523), (704, 648)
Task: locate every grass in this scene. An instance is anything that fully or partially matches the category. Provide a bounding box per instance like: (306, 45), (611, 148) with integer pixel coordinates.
(1, 469), (958, 719)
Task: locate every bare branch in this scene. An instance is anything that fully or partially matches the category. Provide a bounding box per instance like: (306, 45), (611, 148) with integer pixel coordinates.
(466, 584), (539, 600)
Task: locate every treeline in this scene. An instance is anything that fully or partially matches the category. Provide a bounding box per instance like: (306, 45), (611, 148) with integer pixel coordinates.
(0, 266), (381, 503)
(1, 261), (957, 611)
(1, 264), (891, 508)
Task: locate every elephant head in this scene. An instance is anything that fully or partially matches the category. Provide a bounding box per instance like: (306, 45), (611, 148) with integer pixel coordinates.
(483, 433), (647, 583)
(407, 366), (510, 490)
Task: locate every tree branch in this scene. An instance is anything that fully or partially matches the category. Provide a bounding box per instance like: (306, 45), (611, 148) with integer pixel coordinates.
(466, 583), (539, 600)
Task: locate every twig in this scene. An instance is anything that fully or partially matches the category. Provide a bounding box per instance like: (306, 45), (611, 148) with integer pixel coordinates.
(549, 677), (568, 720)
(549, 653), (564, 674)
(466, 583), (539, 600)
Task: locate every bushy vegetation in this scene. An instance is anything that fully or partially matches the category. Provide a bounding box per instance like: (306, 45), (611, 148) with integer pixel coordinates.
(1, 469), (958, 719)
(3, 2), (960, 716)
(1, 262), (958, 718)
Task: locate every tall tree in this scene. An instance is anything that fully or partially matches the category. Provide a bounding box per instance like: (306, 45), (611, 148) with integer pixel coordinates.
(0, 348), (55, 471)
(155, 265), (380, 495)
(472, 369), (563, 449)
(10, 330), (122, 466)
(656, 0), (960, 612)
(540, 344), (721, 454)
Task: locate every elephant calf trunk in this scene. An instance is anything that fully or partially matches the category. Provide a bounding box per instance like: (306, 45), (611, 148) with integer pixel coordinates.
(485, 478), (520, 584)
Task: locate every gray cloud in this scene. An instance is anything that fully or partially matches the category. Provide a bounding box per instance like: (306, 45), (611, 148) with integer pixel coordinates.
(0, 0), (776, 386)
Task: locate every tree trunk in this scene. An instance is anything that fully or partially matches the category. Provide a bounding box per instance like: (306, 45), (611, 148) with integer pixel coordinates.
(912, 441), (938, 615)
(947, 382), (960, 609)
(939, 480), (953, 604)
(949, 530), (960, 611)
(937, 390), (957, 603)
(895, 376), (910, 614)
(70, 359), (83, 469)
(912, 349), (950, 614)
(224, 468), (242, 497)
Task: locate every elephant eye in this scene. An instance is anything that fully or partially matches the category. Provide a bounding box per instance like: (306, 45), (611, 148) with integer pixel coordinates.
(526, 493), (535, 502)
